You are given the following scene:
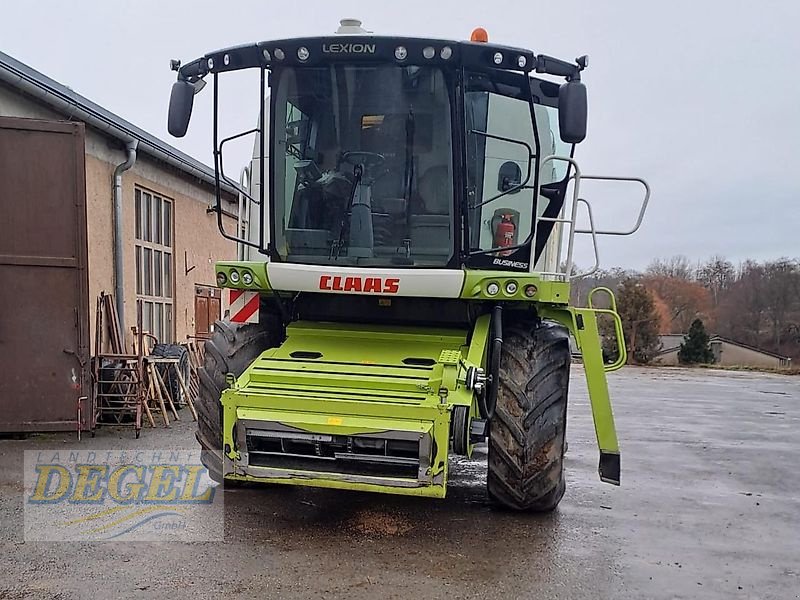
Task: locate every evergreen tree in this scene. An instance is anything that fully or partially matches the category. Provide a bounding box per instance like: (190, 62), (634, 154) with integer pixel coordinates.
(605, 279), (661, 364)
(678, 319), (714, 364)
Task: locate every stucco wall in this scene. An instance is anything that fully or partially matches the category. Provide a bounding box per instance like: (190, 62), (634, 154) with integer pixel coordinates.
(85, 148), (237, 349)
(0, 83), (62, 120)
(712, 341), (785, 368)
(653, 349), (680, 366)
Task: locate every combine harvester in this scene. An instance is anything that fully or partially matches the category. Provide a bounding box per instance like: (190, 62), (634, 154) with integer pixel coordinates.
(168, 19), (649, 511)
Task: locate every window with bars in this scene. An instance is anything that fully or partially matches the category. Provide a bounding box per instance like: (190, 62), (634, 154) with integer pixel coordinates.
(135, 187), (174, 343)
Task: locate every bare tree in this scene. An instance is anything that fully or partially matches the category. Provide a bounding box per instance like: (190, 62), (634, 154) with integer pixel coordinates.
(697, 256), (735, 306)
(762, 259), (800, 349)
(716, 261), (766, 347)
(646, 255), (694, 280)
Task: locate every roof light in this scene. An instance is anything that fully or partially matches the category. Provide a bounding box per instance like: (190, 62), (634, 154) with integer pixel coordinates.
(493, 52), (503, 65)
(395, 46), (407, 60)
(262, 49), (271, 61)
(517, 55), (527, 68)
(206, 58), (214, 70)
(471, 27), (489, 43)
(422, 46), (435, 59)
(440, 46), (453, 60)
(297, 46), (310, 61)
(274, 48), (285, 61)
(223, 54), (230, 66)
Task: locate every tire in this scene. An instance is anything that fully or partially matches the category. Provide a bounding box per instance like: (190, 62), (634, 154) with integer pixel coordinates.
(487, 319), (571, 512)
(150, 343), (190, 406)
(196, 319), (277, 482)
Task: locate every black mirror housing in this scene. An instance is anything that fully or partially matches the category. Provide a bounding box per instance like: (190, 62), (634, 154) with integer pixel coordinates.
(167, 80), (195, 138)
(558, 80), (587, 144)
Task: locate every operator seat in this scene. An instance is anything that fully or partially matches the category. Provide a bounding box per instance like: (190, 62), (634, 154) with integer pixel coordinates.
(411, 165), (452, 259)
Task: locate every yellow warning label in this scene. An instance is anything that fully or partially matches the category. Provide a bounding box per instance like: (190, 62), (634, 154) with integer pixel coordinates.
(326, 417), (343, 425)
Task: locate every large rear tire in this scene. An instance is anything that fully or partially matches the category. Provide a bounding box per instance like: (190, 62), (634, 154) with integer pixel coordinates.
(196, 319), (277, 482)
(487, 319), (571, 512)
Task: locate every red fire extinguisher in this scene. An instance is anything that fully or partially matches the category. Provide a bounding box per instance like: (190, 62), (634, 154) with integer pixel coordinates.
(495, 213), (516, 256)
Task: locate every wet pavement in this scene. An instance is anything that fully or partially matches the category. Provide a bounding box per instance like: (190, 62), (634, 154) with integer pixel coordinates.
(0, 366), (798, 599)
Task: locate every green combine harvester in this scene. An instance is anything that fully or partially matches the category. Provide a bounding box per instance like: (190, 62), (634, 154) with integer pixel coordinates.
(168, 19), (649, 511)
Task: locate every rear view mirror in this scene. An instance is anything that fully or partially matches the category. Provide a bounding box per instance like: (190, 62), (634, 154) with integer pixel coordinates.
(167, 80), (195, 138)
(558, 80), (587, 144)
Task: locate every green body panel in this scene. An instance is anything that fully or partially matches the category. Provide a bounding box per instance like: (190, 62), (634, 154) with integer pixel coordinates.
(460, 270), (571, 304)
(216, 261), (269, 290)
(221, 321), (487, 497)
(538, 304), (622, 484)
(214, 259), (625, 492)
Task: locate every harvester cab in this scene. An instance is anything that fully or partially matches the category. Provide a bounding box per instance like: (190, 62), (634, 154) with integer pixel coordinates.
(168, 19), (650, 511)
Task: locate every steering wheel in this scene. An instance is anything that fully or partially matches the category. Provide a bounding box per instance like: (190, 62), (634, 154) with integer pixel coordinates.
(341, 151), (385, 170)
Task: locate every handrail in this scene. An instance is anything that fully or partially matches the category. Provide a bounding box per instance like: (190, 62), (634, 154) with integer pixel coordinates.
(587, 287), (628, 371)
(533, 156), (650, 281)
(574, 175), (650, 236)
(533, 154), (582, 276)
(573, 198), (599, 278)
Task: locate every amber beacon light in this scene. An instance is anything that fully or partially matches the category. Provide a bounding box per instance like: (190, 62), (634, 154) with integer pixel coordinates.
(470, 27), (489, 43)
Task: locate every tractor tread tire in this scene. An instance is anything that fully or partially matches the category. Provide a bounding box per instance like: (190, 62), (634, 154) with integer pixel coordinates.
(487, 319), (571, 512)
(196, 319), (277, 482)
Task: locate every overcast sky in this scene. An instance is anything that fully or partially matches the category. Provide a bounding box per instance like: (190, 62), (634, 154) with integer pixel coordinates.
(2, 0), (798, 270)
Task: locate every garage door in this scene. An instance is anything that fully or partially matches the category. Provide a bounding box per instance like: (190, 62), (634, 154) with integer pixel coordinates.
(0, 117), (89, 432)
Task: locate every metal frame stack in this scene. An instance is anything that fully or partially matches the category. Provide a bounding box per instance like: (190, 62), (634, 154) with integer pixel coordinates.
(91, 293), (144, 436)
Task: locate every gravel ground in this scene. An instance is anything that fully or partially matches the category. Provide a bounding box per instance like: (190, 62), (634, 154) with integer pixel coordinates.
(0, 366), (798, 599)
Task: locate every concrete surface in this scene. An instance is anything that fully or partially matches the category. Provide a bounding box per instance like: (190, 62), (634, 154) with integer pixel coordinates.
(0, 366), (798, 599)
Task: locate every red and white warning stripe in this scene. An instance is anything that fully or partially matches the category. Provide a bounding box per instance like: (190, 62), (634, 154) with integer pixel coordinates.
(228, 290), (260, 323)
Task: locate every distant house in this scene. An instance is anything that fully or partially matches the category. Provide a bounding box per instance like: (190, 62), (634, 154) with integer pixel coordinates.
(654, 334), (792, 368)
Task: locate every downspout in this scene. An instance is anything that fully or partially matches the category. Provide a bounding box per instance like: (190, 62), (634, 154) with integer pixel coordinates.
(113, 139), (138, 333)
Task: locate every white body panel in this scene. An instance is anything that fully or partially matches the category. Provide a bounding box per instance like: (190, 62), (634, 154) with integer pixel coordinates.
(532, 104), (565, 274)
(239, 95), (271, 261)
(267, 263), (465, 297)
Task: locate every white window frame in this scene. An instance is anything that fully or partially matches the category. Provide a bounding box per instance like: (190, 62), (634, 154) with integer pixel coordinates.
(134, 187), (174, 343)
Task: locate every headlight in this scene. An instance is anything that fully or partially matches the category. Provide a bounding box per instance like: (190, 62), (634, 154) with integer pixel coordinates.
(241, 271), (254, 286)
(229, 270), (240, 284)
(505, 281), (518, 295)
(486, 282), (500, 296)
(216, 272), (227, 286)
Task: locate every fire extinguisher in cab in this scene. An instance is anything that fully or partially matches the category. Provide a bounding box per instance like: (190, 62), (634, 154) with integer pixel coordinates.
(495, 213), (516, 256)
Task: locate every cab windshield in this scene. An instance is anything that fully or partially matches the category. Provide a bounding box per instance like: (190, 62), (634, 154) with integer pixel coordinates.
(271, 65), (454, 266)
